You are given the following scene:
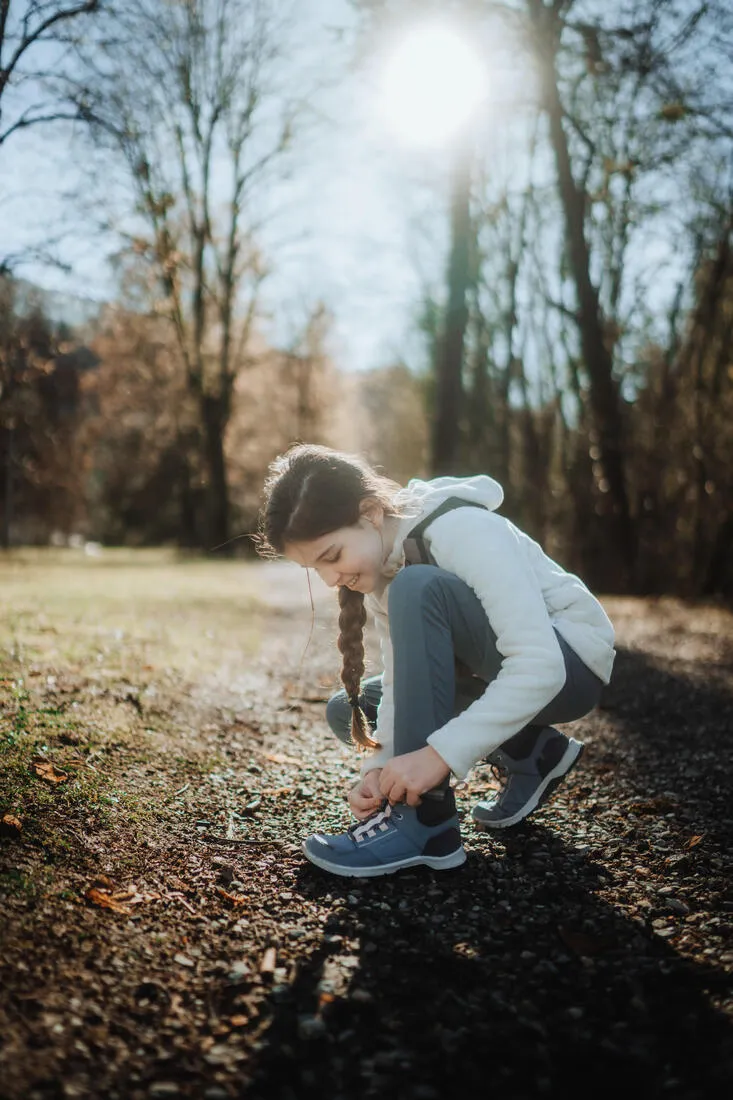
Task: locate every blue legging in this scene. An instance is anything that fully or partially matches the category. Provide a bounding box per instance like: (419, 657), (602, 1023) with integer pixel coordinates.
(326, 564), (603, 760)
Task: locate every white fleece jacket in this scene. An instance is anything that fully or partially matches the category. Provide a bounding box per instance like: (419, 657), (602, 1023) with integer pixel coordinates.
(359, 475), (616, 781)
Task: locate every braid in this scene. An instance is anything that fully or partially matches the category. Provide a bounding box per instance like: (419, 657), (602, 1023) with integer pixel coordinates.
(337, 586), (380, 750)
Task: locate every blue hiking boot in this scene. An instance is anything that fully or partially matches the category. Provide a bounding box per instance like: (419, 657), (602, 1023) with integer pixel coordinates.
(472, 726), (584, 830)
(303, 793), (466, 878)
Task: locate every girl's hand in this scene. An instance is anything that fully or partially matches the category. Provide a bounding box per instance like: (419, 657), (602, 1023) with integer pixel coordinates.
(379, 746), (451, 807)
(347, 769), (384, 820)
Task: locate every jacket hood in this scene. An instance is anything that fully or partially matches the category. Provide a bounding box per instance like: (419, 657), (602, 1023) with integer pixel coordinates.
(378, 474), (505, 582)
(394, 474), (504, 515)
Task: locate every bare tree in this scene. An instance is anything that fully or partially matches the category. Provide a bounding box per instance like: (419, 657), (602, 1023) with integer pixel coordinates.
(0, 0), (99, 149)
(525, 0), (636, 584)
(80, 0), (296, 548)
(431, 143), (474, 474)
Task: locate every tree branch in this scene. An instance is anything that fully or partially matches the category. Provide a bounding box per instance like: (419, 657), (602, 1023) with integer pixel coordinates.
(1, 1), (99, 95)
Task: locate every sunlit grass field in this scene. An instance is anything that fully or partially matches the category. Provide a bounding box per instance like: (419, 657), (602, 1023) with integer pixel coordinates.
(0, 549), (288, 848)
(0, 548), (271, 680)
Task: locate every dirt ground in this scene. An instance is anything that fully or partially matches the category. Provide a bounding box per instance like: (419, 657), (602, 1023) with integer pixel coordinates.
(1, 551), (732, 1100)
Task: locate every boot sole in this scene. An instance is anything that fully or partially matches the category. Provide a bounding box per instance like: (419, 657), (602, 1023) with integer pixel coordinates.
(302, 842), (467, 877)
(472, 740), (585, 831)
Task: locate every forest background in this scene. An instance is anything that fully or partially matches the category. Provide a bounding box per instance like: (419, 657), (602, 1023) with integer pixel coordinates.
(2, 0), (732, 599)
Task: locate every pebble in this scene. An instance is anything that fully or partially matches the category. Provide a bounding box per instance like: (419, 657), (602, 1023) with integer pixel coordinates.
(203, 1044), (233, 1066)
(665, 898), (690, 915)
(148, 1085), (180, 1098)
(227, 961), (250, 981)
(350, 989), (373, 1003)
(297, 1014), (327, 1040)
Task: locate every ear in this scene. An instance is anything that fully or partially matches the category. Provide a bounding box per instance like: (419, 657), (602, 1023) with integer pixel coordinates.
(359, 496), (384, 528)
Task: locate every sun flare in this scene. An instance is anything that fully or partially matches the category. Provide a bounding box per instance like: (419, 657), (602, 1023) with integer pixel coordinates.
(378, 23), (487, 148)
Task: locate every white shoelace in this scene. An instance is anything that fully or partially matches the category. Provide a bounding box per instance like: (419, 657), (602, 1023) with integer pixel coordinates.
(348, 802), (394, 843)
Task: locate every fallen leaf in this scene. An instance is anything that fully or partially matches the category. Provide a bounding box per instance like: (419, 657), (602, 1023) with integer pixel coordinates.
(0, 813), (22, 838)
(120, 888), (160, 905)
(686, 834), (705, 848)
(264, 753), (300, 766)
(229, 1014), (249, 1027)
(112, 888), (138, 902)
(31, 760), (69, 784)
(85, 887), (132, 915)
(261, 787), (293, 797)
(93, 873), (117, 889)
(215, 886), (248, 905)
(86, 876), (159, 914)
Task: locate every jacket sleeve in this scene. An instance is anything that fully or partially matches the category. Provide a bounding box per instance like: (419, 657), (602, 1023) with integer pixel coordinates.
(359, 612), (395, 777)
(424, 508), (567, 779)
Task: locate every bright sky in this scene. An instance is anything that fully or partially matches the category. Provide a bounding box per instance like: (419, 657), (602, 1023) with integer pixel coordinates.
(2, 0), (480, 373)
(0, 0), (717, 381)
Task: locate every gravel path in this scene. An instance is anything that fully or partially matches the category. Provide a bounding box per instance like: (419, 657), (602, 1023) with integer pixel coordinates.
(1, 567), (732, 1100)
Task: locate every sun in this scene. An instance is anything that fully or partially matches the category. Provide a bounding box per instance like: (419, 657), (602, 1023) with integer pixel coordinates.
(377, 23), (488, 149)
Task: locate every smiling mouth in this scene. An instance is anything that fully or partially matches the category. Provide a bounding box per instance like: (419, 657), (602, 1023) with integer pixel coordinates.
(347, 575), (359, 589)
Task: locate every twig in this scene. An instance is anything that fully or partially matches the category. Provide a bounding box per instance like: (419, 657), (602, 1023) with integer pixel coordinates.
(199, 833), (287, 848)
(164, 891), (196, 914)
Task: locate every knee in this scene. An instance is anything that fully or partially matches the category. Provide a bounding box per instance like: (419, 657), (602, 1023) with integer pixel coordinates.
(326, 691), (354, 746)
(388, 563), (443, 613)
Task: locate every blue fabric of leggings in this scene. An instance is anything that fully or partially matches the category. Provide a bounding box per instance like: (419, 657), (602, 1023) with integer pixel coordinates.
(326, 564), (604, 758)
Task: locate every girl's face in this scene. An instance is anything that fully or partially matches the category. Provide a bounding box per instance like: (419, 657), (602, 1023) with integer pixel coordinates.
(284, 507), (390, 595)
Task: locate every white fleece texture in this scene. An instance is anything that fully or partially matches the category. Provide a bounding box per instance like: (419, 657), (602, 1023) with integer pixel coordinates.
(359, 477), (615, 781)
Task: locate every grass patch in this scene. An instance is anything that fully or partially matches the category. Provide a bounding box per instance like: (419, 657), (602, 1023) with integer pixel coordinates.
(0, 549), (272, 858)
(1, 547), (266, 678)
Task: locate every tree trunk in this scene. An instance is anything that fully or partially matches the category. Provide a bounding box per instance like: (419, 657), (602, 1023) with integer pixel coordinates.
(532, 4), (635, 586)
(1, 424), (13, 548)
(431, 145), (473, 475)
(201, 395), (229, 550)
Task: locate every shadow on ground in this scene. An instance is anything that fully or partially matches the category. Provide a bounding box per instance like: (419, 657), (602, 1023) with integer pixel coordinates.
(240, 646), (733, 1100)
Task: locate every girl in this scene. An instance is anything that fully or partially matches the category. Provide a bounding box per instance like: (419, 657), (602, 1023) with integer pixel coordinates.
(257, 444), (615, 879)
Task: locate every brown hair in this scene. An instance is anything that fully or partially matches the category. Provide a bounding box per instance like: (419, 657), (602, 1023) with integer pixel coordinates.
(257, 443), (404, 750)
